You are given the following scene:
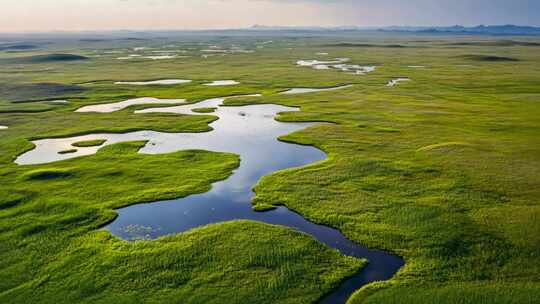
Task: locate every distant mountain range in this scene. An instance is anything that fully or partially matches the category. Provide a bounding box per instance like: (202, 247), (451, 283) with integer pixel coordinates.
(379, 25), (540, 35)
(249, 24), (540, 35)
(2, 25), (538, 38)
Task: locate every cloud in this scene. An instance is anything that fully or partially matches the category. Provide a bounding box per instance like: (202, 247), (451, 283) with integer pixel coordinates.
(0, 0), (538, 32)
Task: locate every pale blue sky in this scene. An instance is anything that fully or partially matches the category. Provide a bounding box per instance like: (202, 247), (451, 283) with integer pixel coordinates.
(1, 0), (539, 32)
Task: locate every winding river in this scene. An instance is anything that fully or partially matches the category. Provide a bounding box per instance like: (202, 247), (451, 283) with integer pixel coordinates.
(17, 95), (404, 303)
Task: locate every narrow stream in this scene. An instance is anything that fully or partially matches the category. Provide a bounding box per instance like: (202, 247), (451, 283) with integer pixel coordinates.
(18, 96), (404, 303)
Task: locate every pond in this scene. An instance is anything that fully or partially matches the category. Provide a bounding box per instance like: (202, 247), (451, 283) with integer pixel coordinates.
(280, 85), (353, 95)
(203, 80), (239, 86)
(75, 97), (186, 113)
(115, 79), (192, 85)
(297, 58), (377, 76)
(387, 78), (411, 87)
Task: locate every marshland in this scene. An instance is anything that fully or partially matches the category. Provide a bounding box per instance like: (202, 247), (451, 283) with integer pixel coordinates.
(0, 29), (539, 304)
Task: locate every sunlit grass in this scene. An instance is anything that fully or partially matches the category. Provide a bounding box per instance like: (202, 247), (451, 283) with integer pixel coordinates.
(0, 33), (539, 303)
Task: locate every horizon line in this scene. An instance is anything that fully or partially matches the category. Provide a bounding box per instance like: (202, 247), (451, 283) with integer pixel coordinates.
(1, 23), (540, 35)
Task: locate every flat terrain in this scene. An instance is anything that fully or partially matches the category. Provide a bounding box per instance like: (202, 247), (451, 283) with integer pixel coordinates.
(0, 32), (539, 303)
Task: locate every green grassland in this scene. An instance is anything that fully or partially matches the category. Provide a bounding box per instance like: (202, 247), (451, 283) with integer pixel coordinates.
(1, 33), (539, 303)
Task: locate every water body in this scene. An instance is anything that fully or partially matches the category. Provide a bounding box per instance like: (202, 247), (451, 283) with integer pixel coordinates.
(133, 47), (151, 51)
(203, 80), (239, 86)
(46, 100), (70, 104)
(297, 58), (349, 66)
(151, 50), (187, 54)
(333, 64), (376, 75)
(116, 55), (183, 60)
(201, 49), (254, 54)
(313, 64), (331, 70)
(115, 79), (192, 85)
(17, 97), (403, 303)
(75, 97), (186, 113)
(297, 59), (376, 75)
(387, 78), (411, 87)
(280, 85), (353, 95)
(144, 55), (178, 60)
(201, 49), (229, 53)
(117, 54), (142, 60)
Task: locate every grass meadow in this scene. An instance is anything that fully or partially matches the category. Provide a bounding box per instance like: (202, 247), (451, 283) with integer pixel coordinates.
(0, 32), (539, 303)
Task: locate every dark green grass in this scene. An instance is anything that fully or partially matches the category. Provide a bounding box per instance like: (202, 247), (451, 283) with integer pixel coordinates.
(350, 282), (540, 304)
(0, 53), (89, 64)
(459, 54), (520, 62)
(0, 83), (86, 102)
(57, 149), (78, 155)
(1, 221), (362, 304)
(448, 40), (540, 47)
(0, 101), (60, 113)
(323, 43), (409, 48)
(0, 44), (39, 51)
(191, 107), (217, 113)
(72, 139), (106, 147)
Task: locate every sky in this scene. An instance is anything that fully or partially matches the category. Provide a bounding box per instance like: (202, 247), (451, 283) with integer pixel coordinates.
(1, 0), (539, 32)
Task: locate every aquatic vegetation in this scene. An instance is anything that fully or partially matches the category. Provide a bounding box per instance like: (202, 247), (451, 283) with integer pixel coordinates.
(252, 203), (277, 212)
(58, 149), (78, 154)
(72, 139), (107, 147)
(192, 107), (217, 113)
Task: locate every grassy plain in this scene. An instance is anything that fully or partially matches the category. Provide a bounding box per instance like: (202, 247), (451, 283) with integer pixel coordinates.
(0, 32), (539, 303)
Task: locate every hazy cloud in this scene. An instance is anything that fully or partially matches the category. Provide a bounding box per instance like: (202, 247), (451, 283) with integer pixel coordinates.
(0, 0), (538, 32)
